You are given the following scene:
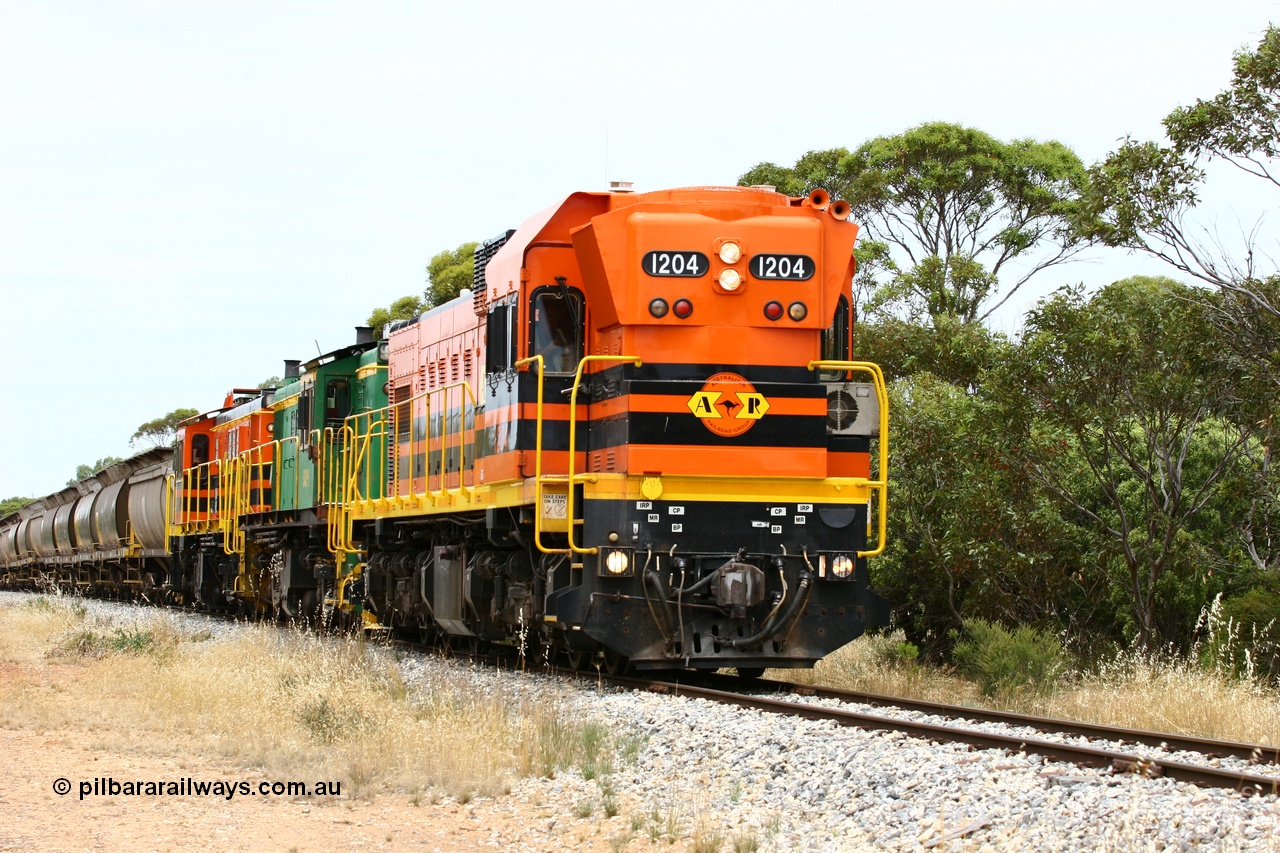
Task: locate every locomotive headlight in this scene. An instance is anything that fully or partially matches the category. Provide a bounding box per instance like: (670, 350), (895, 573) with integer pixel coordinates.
(601, 548), (633, 576)
(831, 554), (854, 579)
(718, 241), (742, 264)
(718, 268), (743, 291)
(788, 301), (808, 321)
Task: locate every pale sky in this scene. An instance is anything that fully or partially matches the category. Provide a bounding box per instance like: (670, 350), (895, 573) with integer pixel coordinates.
(2, 1), (1276, 497)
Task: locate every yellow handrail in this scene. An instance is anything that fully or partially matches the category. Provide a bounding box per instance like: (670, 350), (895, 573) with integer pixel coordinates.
(514, 355), (552, 553)
(343, 379), (481, 510)
(807, 359), (890, 558)
(437, 379), (479, 499)
(566, 354), (642, 555)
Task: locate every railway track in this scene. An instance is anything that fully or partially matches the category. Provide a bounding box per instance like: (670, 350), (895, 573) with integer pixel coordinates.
(11, 590), (1278, 796)
(123, 606), (1280, 796)
(578, 669), (1280, 796)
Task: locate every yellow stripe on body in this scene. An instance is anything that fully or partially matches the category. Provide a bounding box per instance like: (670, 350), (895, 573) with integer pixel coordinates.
(344, 473), (871, 523)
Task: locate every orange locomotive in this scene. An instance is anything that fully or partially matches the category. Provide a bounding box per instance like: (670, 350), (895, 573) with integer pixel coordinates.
(337, 184), (889, 673)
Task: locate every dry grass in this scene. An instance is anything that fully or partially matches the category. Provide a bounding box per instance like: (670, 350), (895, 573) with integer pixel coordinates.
(773, 631), (985, 705)
(1045, 654), (1280, 744)
(782, 630), (1280, 745)
(0, 595), (609, 799)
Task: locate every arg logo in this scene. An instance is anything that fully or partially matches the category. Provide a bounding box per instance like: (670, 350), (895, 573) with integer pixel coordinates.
(686, 372), (770, 437)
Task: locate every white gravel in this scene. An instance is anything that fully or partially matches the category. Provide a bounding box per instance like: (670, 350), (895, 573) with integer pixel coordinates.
(7, 590), (1280, 851)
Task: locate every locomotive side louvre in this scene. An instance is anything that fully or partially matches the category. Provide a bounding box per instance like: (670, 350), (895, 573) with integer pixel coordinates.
(342, 185), (890, 671)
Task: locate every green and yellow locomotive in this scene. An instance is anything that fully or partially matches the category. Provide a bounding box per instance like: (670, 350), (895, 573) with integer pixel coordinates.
(167, 331), (389, 616)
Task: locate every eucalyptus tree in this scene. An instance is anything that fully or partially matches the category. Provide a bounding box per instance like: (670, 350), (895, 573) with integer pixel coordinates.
(1086, 26), (1280, 578)
(1003, 277), (1254, 650)
(366, 241), (479, 339)
(67, 457), (125, 486)
(130, 409), (199, 448)
(1087, 26), (1280, 404)
(740, 123), (1094, 324)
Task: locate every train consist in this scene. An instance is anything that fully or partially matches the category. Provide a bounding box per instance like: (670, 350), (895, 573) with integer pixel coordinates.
(0, 184), (890, 674)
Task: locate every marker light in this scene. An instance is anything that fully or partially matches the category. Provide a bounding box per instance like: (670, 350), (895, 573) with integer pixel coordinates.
(718, 242), (742, 264)
(788, 301), (808, 321)
(764, 301), (784, 321)
(718, 269), (743, 291)
(649, 298), (669, 318)
(673, 298), (694, 318)
(831, 554), (854, 579)
(605, 550), (630, 575)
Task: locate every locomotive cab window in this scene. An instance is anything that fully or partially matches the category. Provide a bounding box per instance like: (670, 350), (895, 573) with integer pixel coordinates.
(821, 296), (851, 380)
(325, 379), (351, 427)
(529, 286), (584, 374)
(298, 386), (313, 437)
(191, 434), (210, 467)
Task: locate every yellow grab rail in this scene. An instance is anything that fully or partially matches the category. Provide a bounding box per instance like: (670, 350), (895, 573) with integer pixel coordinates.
(514, 355), (552, 553)
(807, 359), (889, 558)
(566, 354), (642, 555)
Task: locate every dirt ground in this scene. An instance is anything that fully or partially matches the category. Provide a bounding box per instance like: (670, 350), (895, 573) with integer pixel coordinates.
(0, 726), (635, 853)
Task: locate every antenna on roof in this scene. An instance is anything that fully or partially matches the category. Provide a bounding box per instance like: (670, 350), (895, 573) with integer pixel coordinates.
(315, 339), (322, 356)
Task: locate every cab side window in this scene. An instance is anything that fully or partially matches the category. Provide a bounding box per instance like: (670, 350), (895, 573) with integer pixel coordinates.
(529, 286), (584, 374)
(325, 379), (352, 427)
(821, 297), (851, 380)
(191, 434), (210, 467)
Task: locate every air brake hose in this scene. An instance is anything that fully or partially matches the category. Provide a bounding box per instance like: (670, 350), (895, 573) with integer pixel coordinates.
(642, 569), (676, 644)
(727, 570), (813, 650)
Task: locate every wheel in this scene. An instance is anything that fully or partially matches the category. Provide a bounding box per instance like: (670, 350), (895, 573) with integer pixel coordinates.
(141, 572), (165, 605)
(279, 590), (305, 622)
(602, 648), (629, 676)
(516, 630), (546, 669)
(735, 667), (766, 681)
(565, 650), (595, 671)
(300, 589), (323, 629)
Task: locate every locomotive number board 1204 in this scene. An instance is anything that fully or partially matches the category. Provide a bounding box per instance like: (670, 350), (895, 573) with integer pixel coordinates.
(750, 254), (814, 280)
(643, 251), (709, 277)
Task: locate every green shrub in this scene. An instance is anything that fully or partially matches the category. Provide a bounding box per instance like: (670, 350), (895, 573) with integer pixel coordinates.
(951, 618), (1068, 697)
(1199, 590), (1280, 683)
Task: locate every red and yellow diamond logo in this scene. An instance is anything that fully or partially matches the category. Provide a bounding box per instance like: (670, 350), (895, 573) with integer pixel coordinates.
(686, 372), (770, 437)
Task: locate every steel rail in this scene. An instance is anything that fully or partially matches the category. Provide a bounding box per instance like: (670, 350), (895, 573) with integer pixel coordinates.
(592, 672), (1280, 795)
(692, 672), (1280, 765)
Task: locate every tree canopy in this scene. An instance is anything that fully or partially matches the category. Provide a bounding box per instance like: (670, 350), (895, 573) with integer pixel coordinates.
(366, 241), (479, 338)
(130, 408), (199, 448)
(0, 496), (32, 516)
(1001, 277), (1255, 649)
(740, 123), (1093, 324)
(1085, 26), (1280, 394)
(67, 456), (124, 486)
